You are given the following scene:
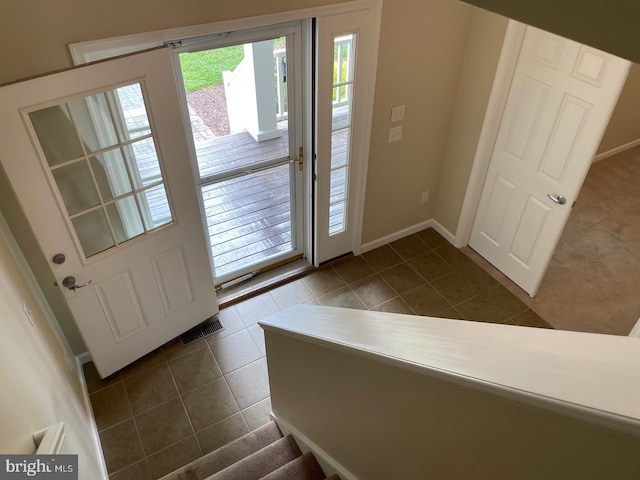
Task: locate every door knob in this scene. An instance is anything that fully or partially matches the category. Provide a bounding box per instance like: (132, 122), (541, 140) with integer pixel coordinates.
(52, 253), (66, 265)
(61, 276), (92, 291)
(547, 193), (567, 205)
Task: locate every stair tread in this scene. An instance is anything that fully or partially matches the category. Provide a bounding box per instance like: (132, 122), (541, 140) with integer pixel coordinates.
(207, 435), (302, 480)
(160, 421), (283, 480)
(259, 451), (326, 480)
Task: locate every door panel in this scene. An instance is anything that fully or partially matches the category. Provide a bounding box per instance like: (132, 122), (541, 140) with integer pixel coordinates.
(315, 9), (378, 263)
(470, 26), (630, 296)
(0, 48), (217, 377)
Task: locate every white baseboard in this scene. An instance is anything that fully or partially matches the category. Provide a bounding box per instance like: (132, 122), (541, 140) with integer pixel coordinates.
(629, 318), (640, 338)
(270, 411), (358, 480)
(76, 352), (92, 365)
(74, 356), (109, 480)
(359, 218), (456, 253)
(593, 138), (640, 163)
(429, 219), (456, 245)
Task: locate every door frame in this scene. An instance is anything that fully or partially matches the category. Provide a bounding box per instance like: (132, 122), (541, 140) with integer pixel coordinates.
(68, 0), (382, 268)
(454, 20), (527, 250)
(170, 21), (309, 284)
(454, 20), (630, 296)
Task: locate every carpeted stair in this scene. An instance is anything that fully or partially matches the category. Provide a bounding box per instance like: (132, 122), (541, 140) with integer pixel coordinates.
(160, 421), (339, 480)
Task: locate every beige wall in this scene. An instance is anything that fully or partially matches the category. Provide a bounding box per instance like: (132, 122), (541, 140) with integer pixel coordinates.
(433, 9), (508, 234)
(597, 64), (640, 154)
(0, 0), (482, 353)
(0, 0), (348, 85)
(459, 0), (640, 64)
(0, 216), (104, 476)
(361, 0), (473, 243)
(0, 166), (86, 353)
(267, 331), (640, 479)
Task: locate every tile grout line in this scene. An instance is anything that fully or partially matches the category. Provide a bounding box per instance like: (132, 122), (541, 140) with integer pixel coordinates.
(94, 228), (549, 478)
(170, 348), (207, 459)
(123, 372), (151, 479)
(356, 256), (412, 312)
(219, 370), (251, 440)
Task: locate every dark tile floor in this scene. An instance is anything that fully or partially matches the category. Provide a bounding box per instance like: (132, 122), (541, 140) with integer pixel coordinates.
(85, 228), (552, 479)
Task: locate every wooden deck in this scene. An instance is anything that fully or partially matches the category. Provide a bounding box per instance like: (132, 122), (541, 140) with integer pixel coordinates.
(195, 122), (349, 278)
(197, 129), (289, 179)
(195, 131), (293, 279)
(135, 116), (349, 280)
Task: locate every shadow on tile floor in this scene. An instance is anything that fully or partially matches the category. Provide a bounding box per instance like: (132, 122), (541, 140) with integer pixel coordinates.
(86, 227), (551, 479)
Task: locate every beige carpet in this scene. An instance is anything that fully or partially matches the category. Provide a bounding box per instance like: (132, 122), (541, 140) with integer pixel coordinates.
(160, 421), (335, 480)
(467, 145), (640, 336)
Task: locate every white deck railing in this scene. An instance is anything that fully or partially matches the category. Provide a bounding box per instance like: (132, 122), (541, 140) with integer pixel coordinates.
(274, 35), (354, 122)
(274, 49), (287, 122)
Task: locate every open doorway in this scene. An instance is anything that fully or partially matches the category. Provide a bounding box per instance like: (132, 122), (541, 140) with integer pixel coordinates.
(461, 24), (640, 335)
(503, 63), (640, 336)
(174, 25), (306, 286)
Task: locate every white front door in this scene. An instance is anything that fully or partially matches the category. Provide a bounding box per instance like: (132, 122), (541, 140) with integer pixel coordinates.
(0, 48), (217, 377)
(469, 26), (630, 296)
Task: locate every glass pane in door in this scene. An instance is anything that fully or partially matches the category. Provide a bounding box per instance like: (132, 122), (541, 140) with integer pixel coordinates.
(28, 82), (174, 259)
(329, 34), (356, 236)
(178, 34), (299, 282)
(201, 164), (292, 278)
(179, 38), (290, 180)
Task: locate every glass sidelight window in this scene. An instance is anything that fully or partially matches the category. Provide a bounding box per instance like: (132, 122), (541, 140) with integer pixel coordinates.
(28, 83), (173, 258)
(329, 34), (356, 236)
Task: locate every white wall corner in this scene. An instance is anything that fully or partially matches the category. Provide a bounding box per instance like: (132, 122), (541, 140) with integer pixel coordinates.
(270, 411), (359, 480)
(359, 218), (456, 254)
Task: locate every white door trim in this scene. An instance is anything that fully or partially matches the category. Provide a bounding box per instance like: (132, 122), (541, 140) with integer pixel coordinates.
(69, 0), (382, 267)
(314, 6), (382, 264)
(68, 0), (381, 64)
(454, 20), (526, 249)
(170, 21), (308, 284)
(352, 3), (382, 256)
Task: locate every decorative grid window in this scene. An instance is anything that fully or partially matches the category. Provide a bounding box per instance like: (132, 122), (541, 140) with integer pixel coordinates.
(28, 83), (173, 258)
(329, 34), (356, 236)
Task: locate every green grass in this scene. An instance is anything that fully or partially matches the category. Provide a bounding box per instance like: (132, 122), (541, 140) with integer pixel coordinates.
(179, 45), (244, 92)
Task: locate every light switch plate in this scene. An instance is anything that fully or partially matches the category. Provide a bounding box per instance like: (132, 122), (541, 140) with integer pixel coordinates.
(389, 125), (403, 143)
(390, 105), (406, 123)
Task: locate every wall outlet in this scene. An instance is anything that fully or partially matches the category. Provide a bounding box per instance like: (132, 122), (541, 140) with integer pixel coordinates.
(390, 104), (406, 123)
(388, 125), (403, 143)
(421, 191), (430, 204)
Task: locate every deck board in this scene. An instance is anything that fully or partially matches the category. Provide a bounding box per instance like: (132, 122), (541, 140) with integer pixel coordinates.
(197, 139), (293, 278)
(137, 106), (349, 279)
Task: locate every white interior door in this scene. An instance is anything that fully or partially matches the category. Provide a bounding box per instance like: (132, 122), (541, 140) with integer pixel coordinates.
(469, 26), (630, 296)
(315, 7), (379, 264)
(0, 48), (218, 377)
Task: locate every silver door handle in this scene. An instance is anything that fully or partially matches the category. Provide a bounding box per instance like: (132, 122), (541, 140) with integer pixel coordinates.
(60, 276), (92, 291)
(547, 193), (567, 205)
